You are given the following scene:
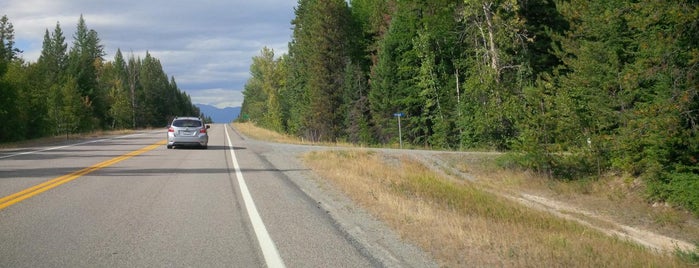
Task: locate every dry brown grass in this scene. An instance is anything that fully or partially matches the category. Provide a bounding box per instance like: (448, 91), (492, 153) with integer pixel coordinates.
(303, 150), (689, 267)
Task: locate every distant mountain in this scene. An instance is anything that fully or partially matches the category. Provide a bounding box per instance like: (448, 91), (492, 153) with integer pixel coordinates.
(195, 104), (241, 123)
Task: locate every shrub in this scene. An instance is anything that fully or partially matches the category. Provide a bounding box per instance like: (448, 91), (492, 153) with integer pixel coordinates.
(664, 172), (699, 216)
(499, 150), (600, 180)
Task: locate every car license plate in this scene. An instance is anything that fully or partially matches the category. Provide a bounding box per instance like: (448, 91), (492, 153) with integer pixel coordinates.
(180, 131), (193, 136)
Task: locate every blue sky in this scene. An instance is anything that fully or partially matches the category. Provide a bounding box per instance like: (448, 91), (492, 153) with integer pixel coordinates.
(1, 0), (297, 108)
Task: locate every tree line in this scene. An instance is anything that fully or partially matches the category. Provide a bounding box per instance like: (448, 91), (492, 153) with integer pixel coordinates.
(0, 15), (201, 142)
(240, 0), (698, 214)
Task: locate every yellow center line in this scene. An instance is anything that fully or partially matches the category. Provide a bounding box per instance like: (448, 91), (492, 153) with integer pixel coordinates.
(0, 140), (166, 210)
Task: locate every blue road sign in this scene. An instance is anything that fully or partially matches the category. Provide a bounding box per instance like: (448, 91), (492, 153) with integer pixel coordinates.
(393, 113), (404, 117)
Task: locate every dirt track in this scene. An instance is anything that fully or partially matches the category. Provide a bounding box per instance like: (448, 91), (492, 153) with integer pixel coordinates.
(405, 150), (696, 253)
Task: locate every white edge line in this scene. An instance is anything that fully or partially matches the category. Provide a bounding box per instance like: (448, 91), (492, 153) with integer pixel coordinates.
(0, 132), (152, 160)
(225, 126), (286, 268)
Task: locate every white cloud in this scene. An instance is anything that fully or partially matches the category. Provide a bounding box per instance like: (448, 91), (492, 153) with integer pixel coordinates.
(1, 0), (297, 108)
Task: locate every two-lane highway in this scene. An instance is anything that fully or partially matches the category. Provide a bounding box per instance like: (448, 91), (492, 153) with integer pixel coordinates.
(0, 124), (375, 267)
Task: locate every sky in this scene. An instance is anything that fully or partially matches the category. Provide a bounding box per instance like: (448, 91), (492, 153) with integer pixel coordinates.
(1, 0), (298, 108)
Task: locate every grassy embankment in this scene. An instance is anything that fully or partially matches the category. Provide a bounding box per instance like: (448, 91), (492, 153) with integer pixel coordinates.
(233, 122), (698, 267)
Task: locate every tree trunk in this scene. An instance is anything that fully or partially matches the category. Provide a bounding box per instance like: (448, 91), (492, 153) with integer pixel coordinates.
(482, 2), (500, 83)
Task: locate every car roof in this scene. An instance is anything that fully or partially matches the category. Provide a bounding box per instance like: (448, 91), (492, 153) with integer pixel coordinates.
(173, 117), (201, 121)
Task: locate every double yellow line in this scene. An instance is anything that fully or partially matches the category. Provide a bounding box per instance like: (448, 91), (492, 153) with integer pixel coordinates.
(0, 140), (166, 210)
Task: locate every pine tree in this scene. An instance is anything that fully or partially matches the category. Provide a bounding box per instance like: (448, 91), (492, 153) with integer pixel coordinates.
(613, 1), (699, 210)
(138, 52), (170, 127)
(67, 15), (105, 131)
(368, 1), (421, 145)
(0, 15), (21, 74)
(283, 0), (312, 136)
(341, 61), (371, 144)
(38, 23), (68, 84)
(0, 15), (22, 141)
(286, 0), (354, 141)
(31, 23), (70, 136)
(126, 54), (140, 128)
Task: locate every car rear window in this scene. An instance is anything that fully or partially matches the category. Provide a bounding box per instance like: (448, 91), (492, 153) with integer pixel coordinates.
(172, 119), (202, 127)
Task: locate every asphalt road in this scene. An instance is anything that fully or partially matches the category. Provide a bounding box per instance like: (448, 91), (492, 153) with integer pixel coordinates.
(0, 124), (435, 267)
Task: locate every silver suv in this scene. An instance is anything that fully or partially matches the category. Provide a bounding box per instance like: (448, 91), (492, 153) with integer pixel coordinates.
(167, 117), (209, 149)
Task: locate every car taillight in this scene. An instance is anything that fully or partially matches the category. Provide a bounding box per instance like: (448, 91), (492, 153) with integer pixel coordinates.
(199, 128), (207, 133)
(168, 127), (174, 132)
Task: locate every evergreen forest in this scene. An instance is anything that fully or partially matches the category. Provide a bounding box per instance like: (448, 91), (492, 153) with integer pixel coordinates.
(240, 0), (699, 214)
(0, 15), (202, 142)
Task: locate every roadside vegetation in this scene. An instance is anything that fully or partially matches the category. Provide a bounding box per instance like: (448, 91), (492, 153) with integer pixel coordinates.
(304, 150), (689, 267)
(238, 0), (699, 218)
(235, 122), (699, 267)
(0, 15), (203, 143)
(235, 1), (699, 263)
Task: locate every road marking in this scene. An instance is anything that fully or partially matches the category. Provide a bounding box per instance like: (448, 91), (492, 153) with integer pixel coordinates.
(224, 126), (286, 268)
(0, 140), (166, 210)
(0, 132), (155, 160)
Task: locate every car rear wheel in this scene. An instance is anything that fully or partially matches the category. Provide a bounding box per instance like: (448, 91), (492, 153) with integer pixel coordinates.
(167, 145), (173, 149)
